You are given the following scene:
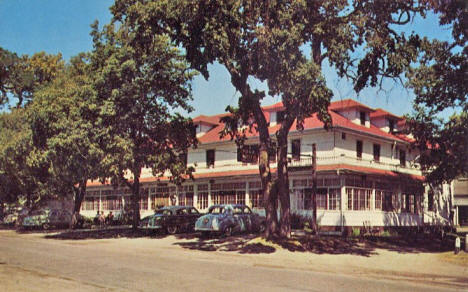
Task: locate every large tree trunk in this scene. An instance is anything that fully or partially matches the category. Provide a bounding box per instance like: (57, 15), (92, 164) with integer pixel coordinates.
(72, 180), (87, 214)
(259, 145), (278, 239)
(277, 129), (291, 238)
(252, 98), (278, 239)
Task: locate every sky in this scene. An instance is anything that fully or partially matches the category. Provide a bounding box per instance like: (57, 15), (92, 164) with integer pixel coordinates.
(0, 0), (454, 118)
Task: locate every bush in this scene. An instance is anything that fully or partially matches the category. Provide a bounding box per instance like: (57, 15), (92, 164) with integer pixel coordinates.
(352, 228), (360, 237)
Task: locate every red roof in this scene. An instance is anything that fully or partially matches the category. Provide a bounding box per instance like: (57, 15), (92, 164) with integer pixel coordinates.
(328, 99), (374, 112)
(370, 108), (402, 120)
(192, 114), (225, 126)
(198, 109), (405, 144)
(262, 102), (285, 111)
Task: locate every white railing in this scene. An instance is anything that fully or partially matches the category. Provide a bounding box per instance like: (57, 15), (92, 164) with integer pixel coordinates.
(189, 154), (422, 176)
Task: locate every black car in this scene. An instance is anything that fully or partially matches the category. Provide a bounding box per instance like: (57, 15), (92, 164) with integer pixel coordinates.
(139, 206), (202, 234)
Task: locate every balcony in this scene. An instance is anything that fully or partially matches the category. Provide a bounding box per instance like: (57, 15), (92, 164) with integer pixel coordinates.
(288, 154), (422, 176)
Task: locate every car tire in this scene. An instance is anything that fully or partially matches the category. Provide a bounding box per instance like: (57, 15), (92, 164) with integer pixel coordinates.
(224, 226), (232, 237)
(42, 223), (50, 230)
(166, 225), (178, 235)
(201, 231), (210, 238)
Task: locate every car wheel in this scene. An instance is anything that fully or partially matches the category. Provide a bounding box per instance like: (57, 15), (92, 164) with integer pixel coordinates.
(259, 223), (266, 233)
(42, 223), (50, 230)
(201, 231), (210, 238)
(166, 225), (178, 235)
(224, 226), (232, 237)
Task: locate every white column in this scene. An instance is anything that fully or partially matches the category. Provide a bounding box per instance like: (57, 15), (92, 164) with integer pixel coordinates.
(147, 189), (151, 210)
(340, 175), (346, 232)
(208, 183), (212, 207)
(193, 184), (198, 209)
(245, 181), (250, 207)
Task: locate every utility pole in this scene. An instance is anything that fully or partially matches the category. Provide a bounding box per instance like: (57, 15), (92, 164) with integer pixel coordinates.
(312, 144), (317, 234)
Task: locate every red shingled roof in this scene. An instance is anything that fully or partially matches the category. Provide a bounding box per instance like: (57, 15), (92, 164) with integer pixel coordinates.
(370, 108), (402, 120)
(328, 99), (374, 112)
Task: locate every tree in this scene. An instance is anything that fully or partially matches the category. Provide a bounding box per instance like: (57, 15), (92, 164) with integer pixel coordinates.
(90, 21), (197, 229)
(405, 0), (467, 184)
(0, 108), (49, 210)
(0, 48), (64, 108)
(28, 53), (107, 220)
(111, 0), (434, 239)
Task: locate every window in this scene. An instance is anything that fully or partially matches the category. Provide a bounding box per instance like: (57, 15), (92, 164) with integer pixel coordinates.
(341, 132), (346, 140)
(375, 190), (382, 210)
(250, 190), (263, 208)
(206, 149), (215, 168)
(317, 188), (327, 210)
(373, 144), (380, 162)
(328, 189), (341, 210)
(346, 188), (371, 210)
(139, 195), (148, 210)
(197, 192), (208, 210)
(399, 149), (406, 167)
(356, 140), (363, 159)
(383, 192), (393, 211)
(237, 145), (259, 163)
(291, 139), (301, 160)
(389, 119), (395, 133)
(360, 111), (366, 125)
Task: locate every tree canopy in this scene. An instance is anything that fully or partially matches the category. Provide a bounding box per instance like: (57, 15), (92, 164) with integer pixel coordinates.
(0, 48), (64, 108)
(109, 0), (448, 238)
(90, 19), (198, 228)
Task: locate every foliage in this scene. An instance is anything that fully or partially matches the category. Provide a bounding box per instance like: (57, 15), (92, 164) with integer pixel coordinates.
(90, 19), (198, 229)
(405, 0), (467, 184)
(110, 0), (443, 239)
(28, 53), (107, 215)
(0, 48), (64, 108)
(0, 109), (49, 207)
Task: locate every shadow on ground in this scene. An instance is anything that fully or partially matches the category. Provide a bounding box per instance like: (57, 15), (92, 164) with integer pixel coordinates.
(35, 226), (453, 257)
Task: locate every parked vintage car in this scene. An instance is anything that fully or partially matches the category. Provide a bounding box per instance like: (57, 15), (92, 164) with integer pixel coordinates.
(22, 208), (72, 230)
(195, 204), (266, 237)
(139, 206), (202, 234)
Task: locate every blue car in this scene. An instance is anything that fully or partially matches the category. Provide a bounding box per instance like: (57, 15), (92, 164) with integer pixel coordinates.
(195, 204), (265, 237)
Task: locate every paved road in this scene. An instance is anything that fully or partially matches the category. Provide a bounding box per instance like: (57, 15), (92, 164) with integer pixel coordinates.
(0, 230), (465, 292)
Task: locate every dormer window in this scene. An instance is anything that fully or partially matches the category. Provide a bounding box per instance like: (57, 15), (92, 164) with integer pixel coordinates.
(360, 111), (366, 126)
(388, 119), (395, 134)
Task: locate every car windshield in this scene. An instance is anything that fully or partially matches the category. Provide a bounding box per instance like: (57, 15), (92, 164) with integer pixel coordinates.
(155, 209), (172, 216)
(208, 207), (225, 214)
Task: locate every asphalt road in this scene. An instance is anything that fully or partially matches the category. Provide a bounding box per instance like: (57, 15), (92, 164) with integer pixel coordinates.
(0, 230), (465, 292)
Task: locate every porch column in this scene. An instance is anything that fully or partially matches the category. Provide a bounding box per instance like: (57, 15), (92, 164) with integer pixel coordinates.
(207, 183), (212, 207)
(147, 188), (151, 210)
(245, 181), (250, 207)
(193, 184), (198, 209)
(340, 175), (346, 232)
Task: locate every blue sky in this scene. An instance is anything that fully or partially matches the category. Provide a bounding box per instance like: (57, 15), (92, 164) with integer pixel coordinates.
(0, 0), (453, 117)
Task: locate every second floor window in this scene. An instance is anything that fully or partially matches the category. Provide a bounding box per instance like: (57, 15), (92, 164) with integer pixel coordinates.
(399, 149), (406, 167)
(291, 139), (301, 160)
(356, 140), (363, 159)
(373, 144), (380, 162)
(206, 149), (215, 168)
